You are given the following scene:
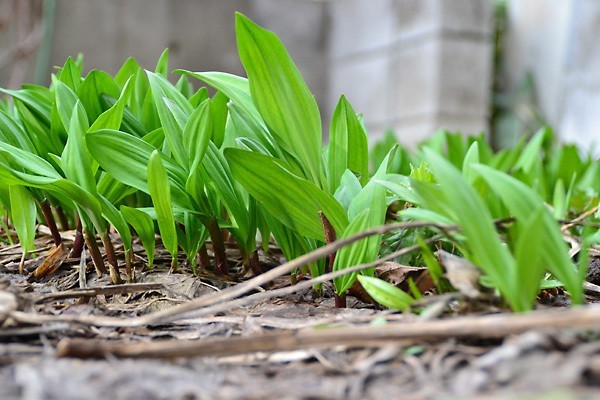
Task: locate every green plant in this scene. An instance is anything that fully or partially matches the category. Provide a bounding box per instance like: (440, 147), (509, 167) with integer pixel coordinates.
(0, 11), (593, 316)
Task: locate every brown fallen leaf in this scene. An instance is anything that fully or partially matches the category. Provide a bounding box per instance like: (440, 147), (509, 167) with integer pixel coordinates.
(30, 243), (69, 279)
(375, 261), (426, 292)
(436, 250), (482, 299)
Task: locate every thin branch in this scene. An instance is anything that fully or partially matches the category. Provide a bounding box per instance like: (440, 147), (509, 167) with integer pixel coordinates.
(55, 305), (600, 359)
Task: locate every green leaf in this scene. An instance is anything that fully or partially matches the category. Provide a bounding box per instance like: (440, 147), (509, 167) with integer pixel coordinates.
(9, 186), (37, 253)
(115, 57), (142, 88)
(423, 149), (519, 308)
(62, 102), (96, 194)
(155, 48), (169, 78)
(147, 71), (193, 167)
(57, 57), (82, 91)
(226, 148), (348, 240)
(472, 164), (583, 305)
(513, 205), (547, 309)
(328, 95), (369, 190)
(462, 141), (480, 184)
(175, 71), (264, 131)
(76, 70), (121, 122)
(148, 150), (178, 261)
(210, 91), (229, 147)
(184, 100), (212, 174)
(235, 13), (322, 186)
(514, 128), (548, 174)
(0, 109), (36, 153)
(89, 77), (133, 131)
(357, 275), (414, 311)
(334, 170), (362, 212)
(86, 129), (191, 209)
(54, 79), (82, 133)
(333, 209), (379, 295)
(202, 143), (252, 246)
(121, 205), (156, 267)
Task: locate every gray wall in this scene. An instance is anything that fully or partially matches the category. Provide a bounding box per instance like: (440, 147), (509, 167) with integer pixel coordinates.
(504, 0), (600, 150)
(41, 0), (493, 146)
(328, 0), (493, 144)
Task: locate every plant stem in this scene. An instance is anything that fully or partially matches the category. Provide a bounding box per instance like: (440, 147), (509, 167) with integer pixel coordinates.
(334, 292), (346, 308)
(125, 249), (133, 281)
(319, 212), (336, 273)
(290, 271), (297, 285)
(207, 217), (228, 275)
(197, 243), (211, 273)
(40, 199), (62, 246)
(101, 232), (122, 284)
(84, 228), (106, 276)
(249, 250), (261, 276)
(55, 204), (70, 231)
(70, 216), (84, 258)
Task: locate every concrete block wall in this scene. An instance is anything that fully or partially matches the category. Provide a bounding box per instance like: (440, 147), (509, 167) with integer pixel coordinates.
(328, 0), (494, 145)
(504, 0), (600, 150)
(38, 0), (493, 146)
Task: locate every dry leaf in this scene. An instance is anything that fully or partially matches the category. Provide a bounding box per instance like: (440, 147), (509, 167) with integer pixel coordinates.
(436, 250), (482, 299)
(375, 261), (426, 291)
(31, 243), (69, 279)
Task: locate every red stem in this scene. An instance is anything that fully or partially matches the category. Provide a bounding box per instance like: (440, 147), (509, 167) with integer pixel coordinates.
(40, 199), (62, 246)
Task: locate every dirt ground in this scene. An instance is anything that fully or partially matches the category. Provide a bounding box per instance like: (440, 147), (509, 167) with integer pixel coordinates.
(2, 237), (600, 400)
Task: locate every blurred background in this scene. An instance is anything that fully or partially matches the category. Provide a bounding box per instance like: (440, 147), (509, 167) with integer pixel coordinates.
(0, 0), (597, 150)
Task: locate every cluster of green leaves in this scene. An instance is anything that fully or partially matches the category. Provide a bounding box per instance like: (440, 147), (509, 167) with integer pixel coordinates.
(0, 13), (392, 296)
(373, 129), (600, 311)
(0, 12), (595, 313)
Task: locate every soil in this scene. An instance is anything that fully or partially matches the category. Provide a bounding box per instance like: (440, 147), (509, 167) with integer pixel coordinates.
(2, 234), (600, 399)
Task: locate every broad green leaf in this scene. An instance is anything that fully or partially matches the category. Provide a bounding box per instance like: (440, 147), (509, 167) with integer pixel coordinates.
(175, 71), (264, 130)
(86, 129), (191, 209)
(235, 13), (322, 186)
(202, 143), (251, 243)
(121, 205), (156, 267)
(376, 177), (420, 205)
(89, 77), (133, 131)
(0, 141), (62, 179)
(328, 95), (369, 190)
(148, 150), (178, 261)
(76, 70), (121, 122)
(552, 179), (566, 219)
(183, 100), (212, 174)
(147, 71), (193, 166)
(0, 109), (36, 152)
(225, 148), (348, 240)
(189, 87), (209, 108)
(334, 170), (362, 212)
(57, 57), (82, 91)
(473, 164), (583, 304)
(54, 79), (81, 132)
(398, 208), (456, 226)
(210, 91), (229, 147)
(423, 149), (518, 308)
(155, 48), (169, 78)
(115, 57), (142, 88)
(1, 86), (52, 126)
(513, 205), (547, 309)
(9, 186), (37, 253)
(175, 75), (194, 98)
(62, 103), (96, 194)
(514, 128), (548, 174)
(97, 172), (135, 204)
(333, 209), (378, 295)
(357, 275), (414, 311)
(13, 100), (61, 155)
(462, 142), (480, 183)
